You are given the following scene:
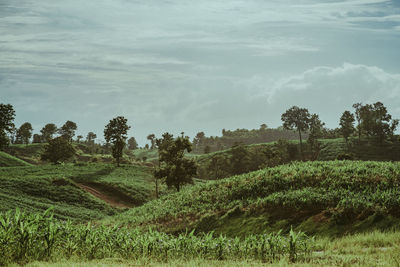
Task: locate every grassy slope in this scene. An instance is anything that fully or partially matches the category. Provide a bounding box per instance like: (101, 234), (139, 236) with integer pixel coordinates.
(107, 161), (400, 237)
(0, 163), (154, 221)
(0, 151), (32, 167)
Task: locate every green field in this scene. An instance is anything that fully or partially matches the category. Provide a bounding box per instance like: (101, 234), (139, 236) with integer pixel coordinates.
(0, 151), (32, 167)
(107, 161), (400, 237)
(0, 163), (154, 221)
(2, 143), (400, 266)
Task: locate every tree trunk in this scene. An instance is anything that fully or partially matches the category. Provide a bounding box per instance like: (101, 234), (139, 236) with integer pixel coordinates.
(298, 129), (303, 160)
(176, 183), (180, 192)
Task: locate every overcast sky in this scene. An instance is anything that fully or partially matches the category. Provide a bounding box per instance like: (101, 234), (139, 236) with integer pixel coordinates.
(1, 0), (400, 145)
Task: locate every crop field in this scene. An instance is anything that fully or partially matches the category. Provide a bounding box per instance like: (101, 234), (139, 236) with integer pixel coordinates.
(0, 163), (154, 221)
(0, 209), (313, 266)
(108, 160), (400, 236)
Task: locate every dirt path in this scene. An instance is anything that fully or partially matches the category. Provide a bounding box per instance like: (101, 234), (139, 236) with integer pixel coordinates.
(76, 183), (134, 209)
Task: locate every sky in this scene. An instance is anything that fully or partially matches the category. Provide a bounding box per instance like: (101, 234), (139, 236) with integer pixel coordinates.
(1, 0), (400, 145)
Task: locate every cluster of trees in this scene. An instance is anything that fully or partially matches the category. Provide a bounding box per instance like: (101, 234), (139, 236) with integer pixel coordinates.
(199, 140), (298, 180)
(190, 126), (302, 154)
(340, 102), (399, 143)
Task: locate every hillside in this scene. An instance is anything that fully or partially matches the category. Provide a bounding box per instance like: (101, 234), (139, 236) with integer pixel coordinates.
(107, 161), (400, 237)
(195, 137), (400, 180)
(0, 163), (155, 221)
(0, 151), (32, 167)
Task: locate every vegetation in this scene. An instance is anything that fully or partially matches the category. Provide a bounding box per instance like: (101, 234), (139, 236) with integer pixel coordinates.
(0, 103), (15, 149)
(155, 133), (197, 192)
(109, 161), (400, 237)
(0, 209), (313, 266)
(0, 163), (154, 221)
(58, 121), (77, 142)
(15, 122), (33, 145)
(40, 124), (58, 142)
(41, 137), (76, 164)
(0, 151), (31, 167)
(104, 116), (130, 166)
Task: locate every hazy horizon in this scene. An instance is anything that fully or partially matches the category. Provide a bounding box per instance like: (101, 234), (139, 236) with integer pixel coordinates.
(1, 0), (400, 145)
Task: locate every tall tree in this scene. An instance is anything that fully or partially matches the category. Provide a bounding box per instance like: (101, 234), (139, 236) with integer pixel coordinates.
(307, 114), (325, 152)
(154, 134), (197, 192)
(147, 134), (156, 149)
(104, 116), (130, 166)
(127, 137), (138, 150)
(86, 132), (97, 144)
(0, 103), (16, 150)
(281, 106), (311, 158)
(339, 111), (355, 143)
(352, 103), (362, 141)
(32, 134), (42, 144)
(58, 121), (77, 142)
(40, 123), (58, 142)
(16, 122), (33, 145)
(41, 136), (75, 164)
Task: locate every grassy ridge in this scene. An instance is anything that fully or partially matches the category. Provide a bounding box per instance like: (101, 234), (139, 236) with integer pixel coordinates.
(0, 151), (32, 167)
(0, 163), (154, 221)
(108, 161), (400, 236)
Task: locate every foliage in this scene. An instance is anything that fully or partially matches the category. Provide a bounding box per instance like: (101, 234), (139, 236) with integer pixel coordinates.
(40, 123), (58, 142)
(192, 126), (301, 154)
(112, 161), (400, 235)
(339, 111), (355, 142)
(0, 163), (155, 221)
(104, 116), (130, 166)
(307, 114), (325, 155)
(0, 209), (313, 266)
(0, 151), (31, 167)
(15, 122), (33, 144)
(41, 137), (76, 163)
(155, 133), (197, 192)
(58, 121), (77, 141)
(281, 106), (311, 156)
(127, 136), (138, 150)
(0, 103), (16, 150)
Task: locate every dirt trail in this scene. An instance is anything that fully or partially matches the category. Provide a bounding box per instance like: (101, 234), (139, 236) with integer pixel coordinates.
(76, 183), (135, 209)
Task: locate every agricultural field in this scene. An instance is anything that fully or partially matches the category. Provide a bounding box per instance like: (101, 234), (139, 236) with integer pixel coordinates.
(0, 163), (155, 221)
(107, 161), (400, 237)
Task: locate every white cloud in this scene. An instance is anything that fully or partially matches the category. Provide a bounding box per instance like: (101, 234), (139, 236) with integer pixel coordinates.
(266, 63), (400, 127)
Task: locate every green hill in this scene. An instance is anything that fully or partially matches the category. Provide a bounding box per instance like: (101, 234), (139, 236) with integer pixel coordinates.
(195, 137), (400, 180)
(0, 163), (155, 221)
(0, 151), (32, 167)
(107, 161), (400, 237)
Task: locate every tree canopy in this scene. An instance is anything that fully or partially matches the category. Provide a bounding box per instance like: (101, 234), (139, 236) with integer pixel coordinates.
(104, 116), (130, 166)
(154, 133), (197, 192)
(0, 103), (16, 150)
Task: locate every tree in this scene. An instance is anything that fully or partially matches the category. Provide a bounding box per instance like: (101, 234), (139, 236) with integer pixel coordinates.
(76, 135), (83, 143)
(230, 144), (250, 175)
(16, 122), (33, 145)
(281, 106), (311, 158)
(32, 134), (42, 144)
(352, 103), (362, 141)
(147, 134), (156, 149)
(0, 103), (16, 150)
(127, 137), (138, 150)
(86, 132), (97, 144)
(307, 114), (325, 157)
(104, 116), (130, 166)
(41, 136), (75, 164)
(154, 134), (197, 192)
(58, 121), (77, 141)
(356, 102), (398, 142)
(40, 123), (58, 142)
(339, 111), (355, 143)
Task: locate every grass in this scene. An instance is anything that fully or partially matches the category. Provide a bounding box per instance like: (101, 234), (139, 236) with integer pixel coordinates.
(0, 151), (32, 167)
(105, 160), (400, 237)
(0, 163), (155, 221)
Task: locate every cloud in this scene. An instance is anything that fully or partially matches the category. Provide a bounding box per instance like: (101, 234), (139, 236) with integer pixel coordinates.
(266, 63), (400, 127)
